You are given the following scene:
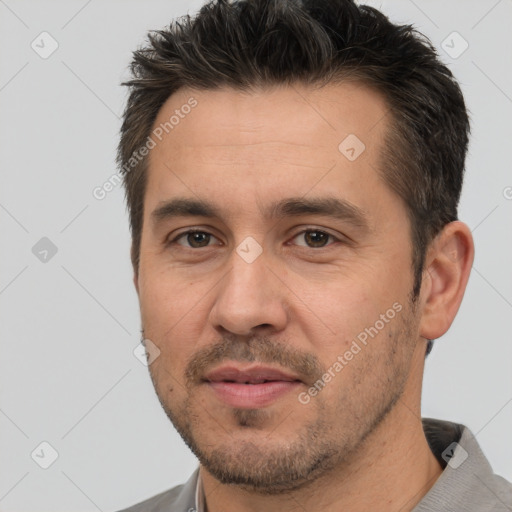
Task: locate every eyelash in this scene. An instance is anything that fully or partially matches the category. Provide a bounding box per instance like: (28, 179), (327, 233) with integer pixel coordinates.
(167, 228), (342, 249)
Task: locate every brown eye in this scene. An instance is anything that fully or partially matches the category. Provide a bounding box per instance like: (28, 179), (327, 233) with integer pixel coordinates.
(186, 232), (211, 248)
(172, 230), (218, 248)
(304, 231), (330, 247)
(292, 229), (336, 248)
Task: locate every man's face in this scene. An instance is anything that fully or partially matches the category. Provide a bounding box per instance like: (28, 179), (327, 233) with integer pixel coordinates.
(135, 82), (424, 492)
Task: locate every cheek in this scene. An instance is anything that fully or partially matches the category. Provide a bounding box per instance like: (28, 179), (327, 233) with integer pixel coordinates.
(293, 274), (408, 383)
(295, 278), (384, 345)
(138, 269), (202, 326)
(138, 274), (208, 377)
(311, 312), (412, 405)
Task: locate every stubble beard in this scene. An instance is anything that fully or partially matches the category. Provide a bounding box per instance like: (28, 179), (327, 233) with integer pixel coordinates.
(147, 299), (419, 494)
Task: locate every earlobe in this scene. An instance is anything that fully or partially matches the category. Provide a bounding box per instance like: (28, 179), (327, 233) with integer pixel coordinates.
(419, 221), (474, 340)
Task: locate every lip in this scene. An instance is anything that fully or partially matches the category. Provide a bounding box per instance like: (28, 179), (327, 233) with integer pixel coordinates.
(203, 364), (302, 408)
(204, 365), (302, 384)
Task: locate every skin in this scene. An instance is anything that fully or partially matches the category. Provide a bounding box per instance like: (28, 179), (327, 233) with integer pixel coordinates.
(133, 82), (474, 512)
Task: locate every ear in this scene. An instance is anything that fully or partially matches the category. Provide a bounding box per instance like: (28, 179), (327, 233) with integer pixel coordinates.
(419, 221), (474, 340)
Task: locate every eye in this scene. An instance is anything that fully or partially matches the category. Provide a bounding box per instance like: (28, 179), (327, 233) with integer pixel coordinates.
(170, 230), (221, 248)
(290, 229), (339, 248)
(168, 228), (341, 250)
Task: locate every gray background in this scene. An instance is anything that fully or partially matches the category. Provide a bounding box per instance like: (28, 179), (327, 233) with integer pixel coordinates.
(0, 0), (511, 510)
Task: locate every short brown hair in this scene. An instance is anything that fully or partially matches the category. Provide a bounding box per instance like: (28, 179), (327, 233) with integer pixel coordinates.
(117, 0), (470, 300)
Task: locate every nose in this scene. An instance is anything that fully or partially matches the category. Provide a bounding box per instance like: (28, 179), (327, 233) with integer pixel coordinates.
(208, 245), (289, 337)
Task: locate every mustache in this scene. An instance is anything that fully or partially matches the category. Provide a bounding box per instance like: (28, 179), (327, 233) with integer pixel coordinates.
(183, 334), (326, 387)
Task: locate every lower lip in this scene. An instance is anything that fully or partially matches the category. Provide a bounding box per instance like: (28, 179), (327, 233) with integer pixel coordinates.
(207, 381), (301, 408)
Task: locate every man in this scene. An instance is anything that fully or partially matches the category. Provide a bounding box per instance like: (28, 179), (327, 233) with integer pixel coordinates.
(116, 0), (512, 510)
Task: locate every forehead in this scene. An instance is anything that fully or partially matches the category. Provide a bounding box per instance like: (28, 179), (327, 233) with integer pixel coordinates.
(144, 82), (393, 220)
(150, 81), (388, 150)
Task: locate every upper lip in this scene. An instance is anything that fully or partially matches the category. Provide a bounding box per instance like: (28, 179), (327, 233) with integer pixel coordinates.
(203, 365), (302, 384)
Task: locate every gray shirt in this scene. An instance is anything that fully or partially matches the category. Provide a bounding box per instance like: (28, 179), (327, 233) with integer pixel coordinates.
(117, 418), (512, 511)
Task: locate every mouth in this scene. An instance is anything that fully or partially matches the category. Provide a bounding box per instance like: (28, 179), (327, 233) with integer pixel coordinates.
(202, 365), (303, 408)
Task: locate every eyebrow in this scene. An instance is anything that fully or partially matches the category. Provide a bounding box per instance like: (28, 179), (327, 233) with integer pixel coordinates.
(151, 196), (369, 230)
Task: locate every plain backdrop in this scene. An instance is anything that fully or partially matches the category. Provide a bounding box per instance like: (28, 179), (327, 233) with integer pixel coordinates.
(0, 0), (511, 510)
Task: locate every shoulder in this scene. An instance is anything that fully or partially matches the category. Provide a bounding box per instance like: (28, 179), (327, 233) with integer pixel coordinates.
(115, 468), (199, 512)
(115, 484), (186, 512)
(417, 419), (512, 511)
(488, 474), (512, 510)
